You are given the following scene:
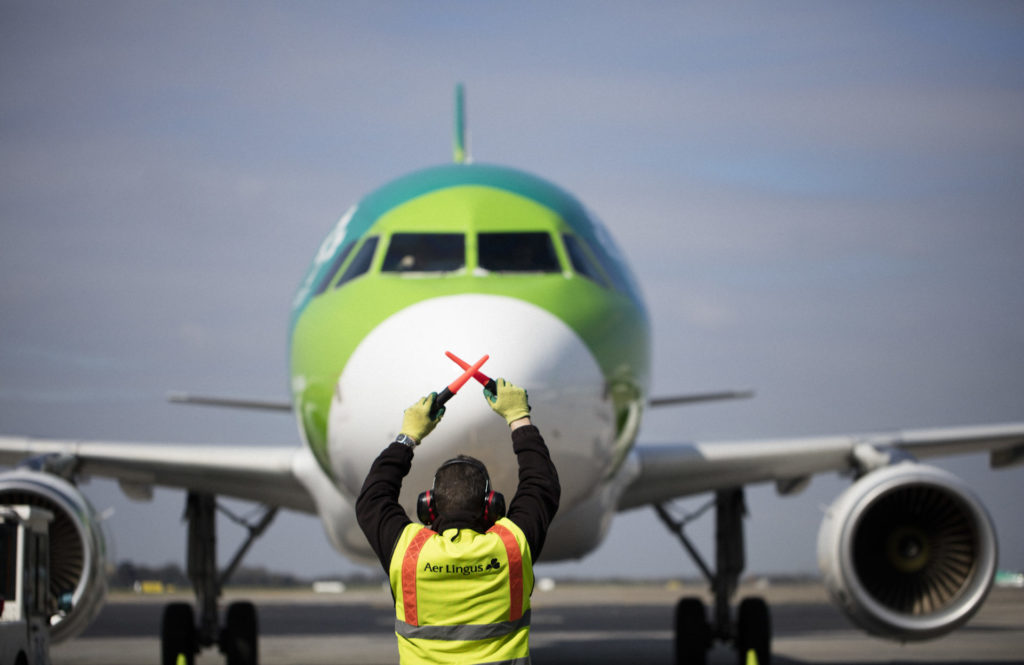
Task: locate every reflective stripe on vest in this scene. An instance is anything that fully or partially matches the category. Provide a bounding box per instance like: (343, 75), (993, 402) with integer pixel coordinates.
(488, 522), (524, 621)
(400, 527), (436, 627)
(396, 609), (531, 640)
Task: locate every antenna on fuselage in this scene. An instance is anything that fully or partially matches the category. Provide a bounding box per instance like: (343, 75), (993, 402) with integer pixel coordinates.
(453, 83), (471, 164)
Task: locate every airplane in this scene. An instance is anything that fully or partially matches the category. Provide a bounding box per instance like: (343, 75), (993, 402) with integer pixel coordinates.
(2, 85), (1023, 665)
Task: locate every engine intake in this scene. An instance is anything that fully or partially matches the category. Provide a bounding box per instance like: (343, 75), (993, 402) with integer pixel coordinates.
(818, 463), (996, 641)
(0, 468), (109, 643)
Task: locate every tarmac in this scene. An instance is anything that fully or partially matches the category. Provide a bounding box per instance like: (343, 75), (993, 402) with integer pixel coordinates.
(50, 582), (1024, 665)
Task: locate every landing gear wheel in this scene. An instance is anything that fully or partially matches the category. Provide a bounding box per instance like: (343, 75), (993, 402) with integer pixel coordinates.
(161, 602), (197, 665)
(674, 596), (711, 665)
(735, 596), (771, 665)
(222, 601), (259, 665)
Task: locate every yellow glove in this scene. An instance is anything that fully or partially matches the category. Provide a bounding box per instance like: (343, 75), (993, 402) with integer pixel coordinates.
(483, 378), (531, 425)
(401, 393), (444, 443)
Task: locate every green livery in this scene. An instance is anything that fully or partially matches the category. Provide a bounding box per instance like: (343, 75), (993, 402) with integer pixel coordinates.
(290, 163), (651, 474)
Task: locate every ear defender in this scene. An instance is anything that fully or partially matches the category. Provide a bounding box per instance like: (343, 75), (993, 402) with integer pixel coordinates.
(484, 490), (506, 524)
(417, 458), (505, 526)
(417, 489), (436, 526)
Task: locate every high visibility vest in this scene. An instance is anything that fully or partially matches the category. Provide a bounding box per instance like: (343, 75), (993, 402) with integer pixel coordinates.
(388, 517), (534, 665)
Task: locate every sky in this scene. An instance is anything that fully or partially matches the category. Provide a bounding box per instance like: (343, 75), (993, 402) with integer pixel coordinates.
(1, 3), (1023, 582)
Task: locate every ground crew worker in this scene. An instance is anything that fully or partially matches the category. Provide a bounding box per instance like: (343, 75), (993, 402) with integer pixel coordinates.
(356, 378), (560, 665)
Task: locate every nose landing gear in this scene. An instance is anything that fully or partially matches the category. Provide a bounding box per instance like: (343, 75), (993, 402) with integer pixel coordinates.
(160, 492), (277, 665)
(655, 488), (771, 665)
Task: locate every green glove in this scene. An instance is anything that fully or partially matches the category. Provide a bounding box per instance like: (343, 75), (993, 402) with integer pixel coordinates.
(483, 378), (531, 425)
(401, 393), (444, 442)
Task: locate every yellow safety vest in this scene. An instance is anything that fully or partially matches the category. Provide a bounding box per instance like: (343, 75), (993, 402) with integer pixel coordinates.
(388, 517), (534, 665)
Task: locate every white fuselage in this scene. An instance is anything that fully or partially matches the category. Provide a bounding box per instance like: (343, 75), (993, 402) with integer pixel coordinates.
(292, 294), (640, 565)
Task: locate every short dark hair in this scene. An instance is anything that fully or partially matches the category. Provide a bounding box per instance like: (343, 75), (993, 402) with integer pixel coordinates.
(433, 455), (489, 517)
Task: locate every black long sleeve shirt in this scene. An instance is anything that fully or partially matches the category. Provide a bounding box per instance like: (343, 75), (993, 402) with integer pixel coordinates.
(356, 425), (561, 571)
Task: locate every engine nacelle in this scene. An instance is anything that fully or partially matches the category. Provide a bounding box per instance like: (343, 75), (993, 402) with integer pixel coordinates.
(818, 463), (997, 641)
(0, 468), (109, 643)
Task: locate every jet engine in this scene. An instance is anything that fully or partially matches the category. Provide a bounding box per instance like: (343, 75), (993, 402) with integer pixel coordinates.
(0, 468), (109, 643)
(817, 463), (997, 641)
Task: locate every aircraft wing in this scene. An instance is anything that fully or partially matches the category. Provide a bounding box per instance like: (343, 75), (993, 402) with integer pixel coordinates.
(0, 435), (316, 513)
(619, 422), (1024, 510)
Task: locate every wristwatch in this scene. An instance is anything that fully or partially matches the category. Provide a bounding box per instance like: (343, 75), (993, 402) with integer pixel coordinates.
(395, 433), (419, 448)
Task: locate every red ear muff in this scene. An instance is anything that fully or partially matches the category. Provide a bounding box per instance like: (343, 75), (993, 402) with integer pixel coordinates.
(417, 490), (436, 525)
(484, 490), (506, 525)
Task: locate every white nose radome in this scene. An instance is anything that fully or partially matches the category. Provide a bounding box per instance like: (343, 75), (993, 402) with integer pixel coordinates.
(327, 294), (614, 513)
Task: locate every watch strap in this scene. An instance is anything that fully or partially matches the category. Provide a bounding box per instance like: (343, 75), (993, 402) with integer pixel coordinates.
(395, 433), (419, 448)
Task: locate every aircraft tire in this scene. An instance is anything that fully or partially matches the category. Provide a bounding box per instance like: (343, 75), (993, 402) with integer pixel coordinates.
(674, 596), (710, 665)
(161, 602), (196, 665)
(735, 596), (771, 665)
(223, 600), (259, 665)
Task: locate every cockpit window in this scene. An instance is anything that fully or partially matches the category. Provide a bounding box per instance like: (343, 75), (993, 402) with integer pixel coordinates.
(382, 233), (464, 273)
(478, 232), (559, 273)
(562, 233), (610, 288)
(312, 242), (356, 297)
(335, 236), (378, 288)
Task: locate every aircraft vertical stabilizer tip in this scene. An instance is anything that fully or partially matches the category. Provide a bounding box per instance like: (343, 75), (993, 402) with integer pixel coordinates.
(453, 83), (469, 164)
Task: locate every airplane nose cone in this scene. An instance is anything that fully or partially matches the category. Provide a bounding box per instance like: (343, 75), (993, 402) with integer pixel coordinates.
(329, 293), (613, 507)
